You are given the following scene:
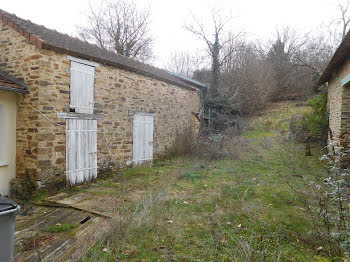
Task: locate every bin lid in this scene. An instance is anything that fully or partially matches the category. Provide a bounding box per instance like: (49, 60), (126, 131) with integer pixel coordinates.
(0, 196), (18, 213)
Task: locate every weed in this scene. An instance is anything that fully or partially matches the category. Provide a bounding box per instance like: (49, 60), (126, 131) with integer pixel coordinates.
(180, 171), (204, 181)
(44, 223), (79, 233)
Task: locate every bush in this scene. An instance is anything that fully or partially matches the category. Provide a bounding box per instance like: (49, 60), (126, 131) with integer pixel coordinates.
(164, 127), (196, 158)
(303, 92), (328, 143)
(294, 141), (350, 256)
(163, 126), (243, 161)
(312, 142), (350, 255)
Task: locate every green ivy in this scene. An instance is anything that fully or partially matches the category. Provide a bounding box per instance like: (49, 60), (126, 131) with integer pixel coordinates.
(304, 92), (328, 140)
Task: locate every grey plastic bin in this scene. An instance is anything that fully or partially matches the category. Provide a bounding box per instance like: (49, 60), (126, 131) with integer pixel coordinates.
(0, 197), (19, 262)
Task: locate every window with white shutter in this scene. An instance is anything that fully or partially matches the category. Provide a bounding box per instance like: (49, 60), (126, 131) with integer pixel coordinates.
(68, 56), (98, 114)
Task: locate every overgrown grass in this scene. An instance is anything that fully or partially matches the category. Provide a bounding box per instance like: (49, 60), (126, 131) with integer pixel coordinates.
(80, 102), (347, 261)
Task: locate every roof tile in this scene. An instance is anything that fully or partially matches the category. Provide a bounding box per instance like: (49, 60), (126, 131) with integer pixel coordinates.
(0, 69), (28, 93)
(318, 31), (350, 85)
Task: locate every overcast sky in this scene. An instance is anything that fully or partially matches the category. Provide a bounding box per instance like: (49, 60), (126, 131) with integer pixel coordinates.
(0, 0), (341, 67)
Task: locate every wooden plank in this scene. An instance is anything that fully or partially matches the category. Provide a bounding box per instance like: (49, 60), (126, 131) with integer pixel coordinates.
(128, 110), (155, 116)
(57, 112), (104, 120)
(67, 55), (100, 67)
(35, 201), (114, 218)
(14, 204), (110, 262)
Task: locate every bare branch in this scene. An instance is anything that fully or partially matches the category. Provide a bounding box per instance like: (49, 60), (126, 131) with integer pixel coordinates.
(76, 0), (153, 62)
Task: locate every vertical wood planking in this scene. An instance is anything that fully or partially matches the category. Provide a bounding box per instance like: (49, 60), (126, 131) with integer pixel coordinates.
(67, 59), (98, 185)
(92, 120), (97, 179)
(70, 61), (95, 114)
(66, 119), (98, 185)
(133, 114), (154, 166)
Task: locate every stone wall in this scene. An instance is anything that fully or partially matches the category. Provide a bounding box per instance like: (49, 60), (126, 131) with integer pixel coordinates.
(328, 58), (350, 148)
(0, 21), (42, 181)
(94, 63), (200, 168)
(328, 68), (343, 142)
(0, 21), (200, 187)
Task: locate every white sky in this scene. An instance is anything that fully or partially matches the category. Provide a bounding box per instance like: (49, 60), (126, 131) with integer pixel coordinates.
(0, 0), (340, 67)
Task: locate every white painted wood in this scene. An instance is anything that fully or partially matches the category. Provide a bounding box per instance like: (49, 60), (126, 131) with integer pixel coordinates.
(133, 114), (154, 165)
(0, 160), (9, 167)
(66, 119), (97, 185)
(67, 56), (99, 67)
(70, 61), (95, 114)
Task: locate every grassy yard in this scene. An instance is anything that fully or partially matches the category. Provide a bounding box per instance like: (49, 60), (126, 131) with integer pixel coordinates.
(80, 102), (345, 261)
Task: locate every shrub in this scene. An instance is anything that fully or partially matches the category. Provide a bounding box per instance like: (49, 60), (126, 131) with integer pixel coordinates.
(164, 127), (196, 158)
(16, 170), (37, 202)
(303, 92), (328, 143)
(163, 126), (245, 161)
(302, 141), (350, 256)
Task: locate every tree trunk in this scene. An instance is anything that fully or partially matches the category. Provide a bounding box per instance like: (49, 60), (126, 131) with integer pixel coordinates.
(210, 33), (221, 101)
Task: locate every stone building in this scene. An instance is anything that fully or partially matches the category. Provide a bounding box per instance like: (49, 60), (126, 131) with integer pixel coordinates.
(0, 9), (204, 195)
(318, 31), (350, 148)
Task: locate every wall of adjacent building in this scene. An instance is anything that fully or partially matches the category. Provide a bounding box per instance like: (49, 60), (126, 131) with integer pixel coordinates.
(328, 58), (350, 148)
(0, 91), (17, 196)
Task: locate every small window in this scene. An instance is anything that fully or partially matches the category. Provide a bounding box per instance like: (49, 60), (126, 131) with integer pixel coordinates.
(0, 105), (8, 166)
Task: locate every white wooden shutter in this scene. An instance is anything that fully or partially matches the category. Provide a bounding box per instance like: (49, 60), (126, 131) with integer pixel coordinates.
(133, 114), (154, 165)
(70, 61), (95, 114)
(66, 119), (98, 185)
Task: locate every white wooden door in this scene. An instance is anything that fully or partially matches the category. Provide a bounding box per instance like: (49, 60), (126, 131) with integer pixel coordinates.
(66, 119), (97, 185)
(70, 61), (95, 114)
(133, 114), (154, 165)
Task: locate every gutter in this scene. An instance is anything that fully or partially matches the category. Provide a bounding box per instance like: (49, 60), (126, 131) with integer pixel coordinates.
(0, 86), (29, 94)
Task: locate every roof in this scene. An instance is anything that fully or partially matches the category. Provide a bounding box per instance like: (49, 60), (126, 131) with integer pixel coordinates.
(0, 69), (28, 93)
(318, 31), (350, 85)
(166, 70), (206, 89)
(0, 9), (204, 91)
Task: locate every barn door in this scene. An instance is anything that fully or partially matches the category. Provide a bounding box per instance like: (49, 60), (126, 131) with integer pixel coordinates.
(70, 61), (95, 114)
(66, 119), (97, 185)
(133, 114), (154, 165)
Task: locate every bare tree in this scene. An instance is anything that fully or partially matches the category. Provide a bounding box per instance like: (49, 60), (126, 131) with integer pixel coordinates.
(165, 50), (203, 77)
(220, 40), (275, 116)
(338, 0), (350, 39)
(184, 8), (240, 100)
(294, 34), (334, 77)
(77, 0), (153, 62)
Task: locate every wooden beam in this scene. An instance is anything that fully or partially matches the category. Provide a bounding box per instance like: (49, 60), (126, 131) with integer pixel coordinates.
(57, 112), (104, 120)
